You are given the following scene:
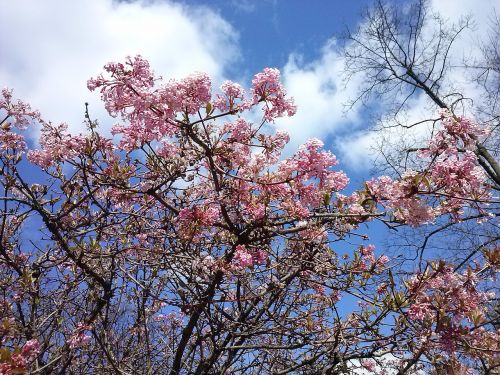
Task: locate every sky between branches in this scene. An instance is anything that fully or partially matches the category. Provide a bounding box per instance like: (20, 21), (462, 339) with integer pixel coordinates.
(0, 0), (496, 177)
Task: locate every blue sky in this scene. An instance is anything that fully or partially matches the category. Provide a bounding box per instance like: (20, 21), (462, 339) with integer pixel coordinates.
(178, 0), (373, 75)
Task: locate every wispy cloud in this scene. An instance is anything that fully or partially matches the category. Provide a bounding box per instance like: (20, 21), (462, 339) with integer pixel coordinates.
(230, 0), (256, 13)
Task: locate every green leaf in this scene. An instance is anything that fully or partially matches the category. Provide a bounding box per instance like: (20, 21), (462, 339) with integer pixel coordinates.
(205, 102), (213, 116)
(0, 347), (12, 362)
(323, 192), (331, 206)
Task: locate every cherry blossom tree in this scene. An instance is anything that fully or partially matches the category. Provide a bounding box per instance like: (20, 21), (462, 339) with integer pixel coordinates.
(0, 55), (498, 374)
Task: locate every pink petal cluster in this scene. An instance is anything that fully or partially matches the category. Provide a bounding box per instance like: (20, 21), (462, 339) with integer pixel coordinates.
(0, 131), (27, 152)
(176, 205), (221, 241)
(367, 173), (436, 226)
(177, 206), (220, 227)
(89, 55), (176, 150)
(162, 72), (212, 115)
(360, 358), (377, 372)
(88, 57), (298, 152)
(27, 122), (89, 168)
(0, 89), (141, 219)
(423, 109), (489, 155)
(366, 111), (491, 225)
(0, 339), (40, 375)
(251, 68), (297, 121)
(407, 265), (497, 355)
(67, 323), (91, 349)
(233, 245), (267, 268)
(0, 88), (41, 129)
(356, 244), (389, 271)
(270, 138), (349, 218)
(87, 55), (155, 116)
(213, 80), (247, 111)
(0, 89), (42, 154)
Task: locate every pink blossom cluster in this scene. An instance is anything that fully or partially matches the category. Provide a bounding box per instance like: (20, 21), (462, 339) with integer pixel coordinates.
(176, 206), (220, 240)
(27, 122), (87, 168)
(87, 55), (155, 116)
(365, 111), (491, 225)
(367, 173), (435, 226)
(274, 138), (349, 218)
(423, 109), (489, 155)
(177, 206), (220, 227)
(430, 151), (488, 214)
(251, 68), (297, 121)
(406, 265), (497, 356)
(0, 88), (41, 129)
(87, 56), (298, 152)
(90, 59), (283, 152)
(360, 358), (377, 372)
(357, 244), (389, 271)
(0, 339), (40, 374)
(213, 80), (247, 112)
(161, 72), (212, 115)
(0, 89), (42, 154)
(193, 120), (346, 227)
(88, 55), (176, 150)
(67, 323), (91, 349)
(222, 118), (253, 143)
(0, 131), (28, 153)
(418, 112), (490, 213)
(407, 266), (492, 322)
(233, 245), (267, 268)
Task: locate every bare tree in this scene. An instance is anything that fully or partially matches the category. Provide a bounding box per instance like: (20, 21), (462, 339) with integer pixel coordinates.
(344, 0), (499, 188)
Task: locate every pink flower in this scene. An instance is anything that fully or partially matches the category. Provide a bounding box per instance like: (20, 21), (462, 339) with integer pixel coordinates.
(377, 283), (388, 294)
(214, 80), (245, 111)
(251, 68), (296, 120)
(21, 339), (40, 359)
(252, 249), (268, 264)
(27, 122), (89, 168)
(67, 323), (91, 349)
(0, 130), (27, 152)
(360, 244), (375, 256)
(233, 245), (254, 268)
(360, 358), (377, 372)
(162, 72), (212, 114)
(0, 339), (41, 374)
(375, 255), (390, 269)
(0, 88), (41, 129)
(408, 302), (432, 320)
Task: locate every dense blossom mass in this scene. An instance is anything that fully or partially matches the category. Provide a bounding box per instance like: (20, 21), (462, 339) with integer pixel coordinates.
(0, 55), (497, 374)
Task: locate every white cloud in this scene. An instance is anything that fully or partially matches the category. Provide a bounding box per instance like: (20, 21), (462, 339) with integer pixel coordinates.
(431, 0), (496, 35)
(273, 39), (365, 158)
(0, 0), (238, 134)
(336, 131), (376, 171)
